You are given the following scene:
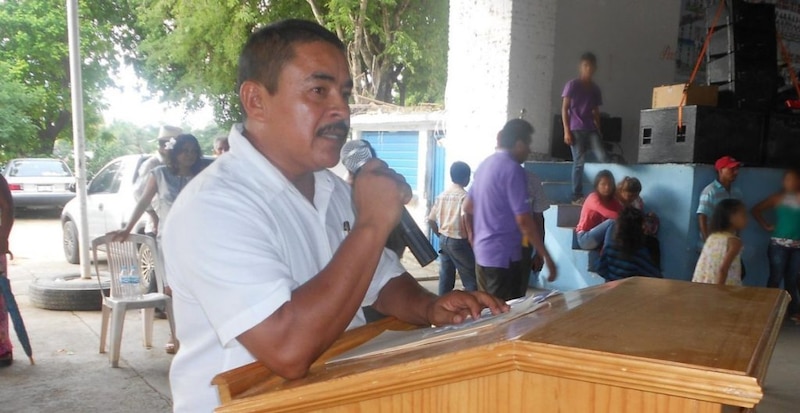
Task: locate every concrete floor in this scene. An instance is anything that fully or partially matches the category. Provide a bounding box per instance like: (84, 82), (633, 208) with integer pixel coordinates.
(1, 213), (798, 412)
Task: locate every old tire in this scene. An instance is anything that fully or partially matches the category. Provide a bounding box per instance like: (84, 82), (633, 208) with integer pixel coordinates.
(63, 220), (80, 264)
(28, 274), (109, 311)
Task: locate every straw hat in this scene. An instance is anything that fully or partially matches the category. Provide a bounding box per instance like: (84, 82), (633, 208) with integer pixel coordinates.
(153, 125), (183, 142)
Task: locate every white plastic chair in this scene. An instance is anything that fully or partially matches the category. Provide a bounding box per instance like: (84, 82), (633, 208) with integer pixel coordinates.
(92, 233), (176, 367)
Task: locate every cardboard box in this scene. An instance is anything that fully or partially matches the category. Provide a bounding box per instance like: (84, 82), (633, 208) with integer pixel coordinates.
(652, 84), (718, 108)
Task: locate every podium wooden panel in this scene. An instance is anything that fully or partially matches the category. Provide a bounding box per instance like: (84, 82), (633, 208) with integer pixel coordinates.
(213, 278), (788, 413)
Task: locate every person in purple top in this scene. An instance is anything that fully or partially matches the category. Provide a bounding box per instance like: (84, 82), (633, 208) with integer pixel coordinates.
(562, 52), (607, 204)
(464, 119), (557, 300)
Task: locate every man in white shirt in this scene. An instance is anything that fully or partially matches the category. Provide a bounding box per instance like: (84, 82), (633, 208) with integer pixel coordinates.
(162, 19), (506, 413)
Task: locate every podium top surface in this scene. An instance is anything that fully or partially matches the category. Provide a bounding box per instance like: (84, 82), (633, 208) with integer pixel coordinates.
(522, 277), (781, 373)
(214, 277), (787, 412)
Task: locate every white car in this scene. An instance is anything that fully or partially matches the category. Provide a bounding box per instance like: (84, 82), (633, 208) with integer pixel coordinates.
(61, 155), (151, 264)
(5, 158), (76, 209)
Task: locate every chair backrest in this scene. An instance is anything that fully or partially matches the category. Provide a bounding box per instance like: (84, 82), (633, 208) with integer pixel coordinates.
(91, 234), (165, 298)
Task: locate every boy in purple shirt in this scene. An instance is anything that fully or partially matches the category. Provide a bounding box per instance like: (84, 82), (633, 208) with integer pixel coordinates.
(562, 52), (607, 204)
(464, 119), (557, 300)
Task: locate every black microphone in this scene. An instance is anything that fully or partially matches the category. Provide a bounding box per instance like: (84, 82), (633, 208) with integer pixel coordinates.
(340, 139), (438, 267)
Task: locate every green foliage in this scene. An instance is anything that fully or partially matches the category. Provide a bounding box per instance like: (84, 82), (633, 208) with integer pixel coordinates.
(0, 63), (44, 162)
(0, 0), (138, 157)
(132, 0), (448, 125)
(133, 0), (312, 127)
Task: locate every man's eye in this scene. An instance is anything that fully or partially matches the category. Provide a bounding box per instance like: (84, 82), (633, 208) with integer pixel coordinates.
(312, 87), (325, 95)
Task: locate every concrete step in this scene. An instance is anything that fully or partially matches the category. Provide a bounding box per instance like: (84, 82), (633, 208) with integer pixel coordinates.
(541, 182), (573, 205)
(555, 204), (581, 228)
(537, 207), (606, 291)
(525, 161), (572, 182)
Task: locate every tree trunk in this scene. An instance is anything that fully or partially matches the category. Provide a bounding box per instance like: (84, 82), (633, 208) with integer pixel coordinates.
(36, 110), (71, 156)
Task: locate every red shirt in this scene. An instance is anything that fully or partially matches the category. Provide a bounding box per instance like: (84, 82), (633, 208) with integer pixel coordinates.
(576, 192), (623, 232)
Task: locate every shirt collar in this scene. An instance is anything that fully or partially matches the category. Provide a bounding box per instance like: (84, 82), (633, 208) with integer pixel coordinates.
(713, 179), (729, 192)
(228, 123), (335, 213)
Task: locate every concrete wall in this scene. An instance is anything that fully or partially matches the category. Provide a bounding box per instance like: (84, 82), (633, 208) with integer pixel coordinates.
(447, 0), (684, 169)
(508, 0), (557, 155)
(691, 165), (785, 288)
(581, 163), (784, 287)
(529, 161), (786, 289)
(550, 0), (683, 163)
(445, 0), (515, 170)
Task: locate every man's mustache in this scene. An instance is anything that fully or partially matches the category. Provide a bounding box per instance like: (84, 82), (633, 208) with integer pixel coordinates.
(316, 121), (350, 138)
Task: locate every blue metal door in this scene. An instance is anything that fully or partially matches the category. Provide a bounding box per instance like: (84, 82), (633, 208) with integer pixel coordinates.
(361, 131), (419, 190)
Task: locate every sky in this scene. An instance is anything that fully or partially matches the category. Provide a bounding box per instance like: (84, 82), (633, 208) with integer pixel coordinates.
(101, 63), (215, 129)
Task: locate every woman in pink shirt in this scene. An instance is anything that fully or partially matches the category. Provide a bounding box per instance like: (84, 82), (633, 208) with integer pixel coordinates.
(576, 170), (623, 250)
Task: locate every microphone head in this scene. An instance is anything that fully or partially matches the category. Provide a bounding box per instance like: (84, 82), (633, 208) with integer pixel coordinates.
(340, 139), (374, 173)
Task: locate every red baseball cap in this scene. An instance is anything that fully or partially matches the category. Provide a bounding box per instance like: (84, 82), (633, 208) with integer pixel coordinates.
(715, 156), (742, 171)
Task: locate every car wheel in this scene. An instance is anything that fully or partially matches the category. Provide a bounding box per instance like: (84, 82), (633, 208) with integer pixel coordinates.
(29, 274), (110, 311)
(63, 220), (80, 264)
(139, 242), (157, 294)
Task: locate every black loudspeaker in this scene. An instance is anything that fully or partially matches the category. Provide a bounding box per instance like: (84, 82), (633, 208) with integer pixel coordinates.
(705, 0), (777, 110)
(550, 115), (623, 160)
(637, 106), (764, 165)
(764, 114), (800, 169)
(707, 26), (775, 61)
(706, 0), (777, 33)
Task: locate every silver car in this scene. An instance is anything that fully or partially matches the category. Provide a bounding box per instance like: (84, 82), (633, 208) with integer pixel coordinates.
(61, 154), (151, 264)
(5, 158), (76, 209)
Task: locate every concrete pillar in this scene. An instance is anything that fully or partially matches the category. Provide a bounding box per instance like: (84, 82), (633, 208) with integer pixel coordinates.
(445, 0), (557, 171)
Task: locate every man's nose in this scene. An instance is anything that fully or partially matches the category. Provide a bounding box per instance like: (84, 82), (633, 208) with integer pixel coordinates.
(329, 92), (350, 119)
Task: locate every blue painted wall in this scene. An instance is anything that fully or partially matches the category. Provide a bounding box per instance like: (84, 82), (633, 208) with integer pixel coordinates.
(528, 162), (785, 289)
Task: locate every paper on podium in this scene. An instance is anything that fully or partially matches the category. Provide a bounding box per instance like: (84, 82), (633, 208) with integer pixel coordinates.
(328, 291), (560, 364)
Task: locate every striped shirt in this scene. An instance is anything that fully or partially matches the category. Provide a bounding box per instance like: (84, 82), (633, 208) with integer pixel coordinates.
(696, 180), (743, 217)
(597, 243), (661, 281)
(428, 185), (468, 239)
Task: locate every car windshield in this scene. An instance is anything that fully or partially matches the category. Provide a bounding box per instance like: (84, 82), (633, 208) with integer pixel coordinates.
(7, 160), (72, 178)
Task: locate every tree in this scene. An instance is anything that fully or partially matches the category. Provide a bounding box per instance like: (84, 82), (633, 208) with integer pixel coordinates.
(0, 62), (43, 162)
(0, 0), (139, 156)
(308, 0), (448, 105)
(132, 0), (448, 126)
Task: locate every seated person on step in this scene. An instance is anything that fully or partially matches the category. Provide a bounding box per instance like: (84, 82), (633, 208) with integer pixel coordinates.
(576, 170), (622, 251)
(617, 176), (661, 267)
(597, 207), (661, 281)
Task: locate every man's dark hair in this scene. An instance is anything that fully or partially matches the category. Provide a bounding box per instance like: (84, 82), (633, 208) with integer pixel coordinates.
(709, 198), (745, 233)
(580, 52), (597, 66)
(498, 119), (534, 150)
(450, 161), (471, 186)
(237, 19), (346, 95)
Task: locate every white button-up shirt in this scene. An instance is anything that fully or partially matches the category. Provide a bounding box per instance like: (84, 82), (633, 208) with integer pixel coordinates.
(163, 124), (406, 413)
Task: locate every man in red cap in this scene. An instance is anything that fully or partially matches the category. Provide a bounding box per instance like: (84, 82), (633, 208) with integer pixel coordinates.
(697, 156), (744, 240)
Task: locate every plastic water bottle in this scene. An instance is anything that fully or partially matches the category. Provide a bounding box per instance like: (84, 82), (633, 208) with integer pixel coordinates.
(117, 265), (129, 298)
(128, 264), (142, 299)
(118, 264), (142, 299)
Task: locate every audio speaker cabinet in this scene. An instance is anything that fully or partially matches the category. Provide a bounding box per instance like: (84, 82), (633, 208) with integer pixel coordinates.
(637, 106), (764, 165)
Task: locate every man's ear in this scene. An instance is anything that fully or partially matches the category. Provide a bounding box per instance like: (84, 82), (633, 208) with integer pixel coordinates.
(239, 80), (269, 121)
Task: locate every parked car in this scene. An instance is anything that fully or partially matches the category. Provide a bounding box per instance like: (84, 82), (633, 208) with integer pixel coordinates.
(61, 155), (151, 265)
(4, 158), (76, 209)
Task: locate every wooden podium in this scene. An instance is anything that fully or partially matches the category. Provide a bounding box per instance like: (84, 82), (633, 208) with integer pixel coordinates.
(213, 278), (788, 413)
